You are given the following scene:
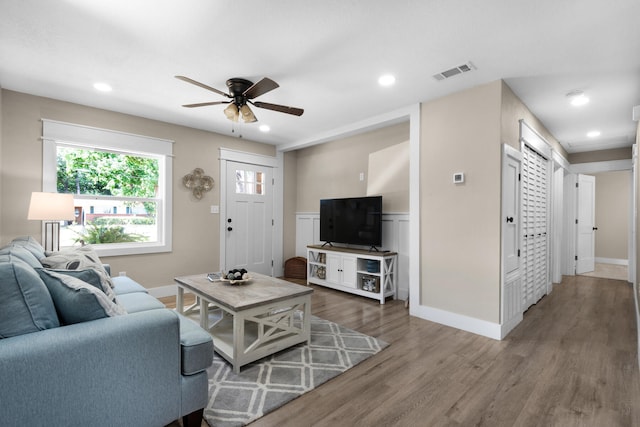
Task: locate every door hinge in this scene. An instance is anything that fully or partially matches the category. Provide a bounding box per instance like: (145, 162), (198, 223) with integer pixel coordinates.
(272, 219), (274, 226)
(575, 255), (578, 261)
(576, 182), (579, 188)
(575, 219), (578, 224)
(271, 260), (274, 267)
(272, 178), (275, 185)
(518, 173), (521, 181)
(517, 249), (520, 257)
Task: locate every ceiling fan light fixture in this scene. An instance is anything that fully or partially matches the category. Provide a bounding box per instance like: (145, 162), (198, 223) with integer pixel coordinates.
(224, 103), (239, 122)
(240, 104), (257, 123)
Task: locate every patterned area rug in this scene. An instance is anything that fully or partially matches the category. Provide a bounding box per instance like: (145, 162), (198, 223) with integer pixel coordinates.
(203, 316), (388, 427)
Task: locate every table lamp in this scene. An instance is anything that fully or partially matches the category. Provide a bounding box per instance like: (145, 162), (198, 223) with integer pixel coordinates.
(27, 192), (75, 251)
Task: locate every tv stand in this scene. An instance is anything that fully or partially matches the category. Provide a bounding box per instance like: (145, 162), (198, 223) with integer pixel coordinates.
(321, 242), (334, 247)
(307, 245), (397, 304)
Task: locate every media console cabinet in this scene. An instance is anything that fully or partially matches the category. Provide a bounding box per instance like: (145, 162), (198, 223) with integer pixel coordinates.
(306, 245), (397, 304)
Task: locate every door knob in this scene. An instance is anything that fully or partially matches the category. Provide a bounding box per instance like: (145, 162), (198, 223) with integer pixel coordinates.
(227, 227), (233, 231)
(227, 218), (232, 223)
(593, 227), (598, 231)
(506, 216), (514, 223)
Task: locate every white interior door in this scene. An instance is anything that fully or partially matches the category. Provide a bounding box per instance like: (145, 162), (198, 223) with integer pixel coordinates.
(225, 161), (273, 275)
(503, 152), (520, 275)
(501, 145), (522, 334)
(576, 174), (596, 274)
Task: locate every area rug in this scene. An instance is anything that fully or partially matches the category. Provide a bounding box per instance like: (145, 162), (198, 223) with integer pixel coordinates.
(203, 316), (388, 427)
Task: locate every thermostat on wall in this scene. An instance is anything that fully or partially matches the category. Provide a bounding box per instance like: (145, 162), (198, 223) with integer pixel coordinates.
(453, 172), (465, 184)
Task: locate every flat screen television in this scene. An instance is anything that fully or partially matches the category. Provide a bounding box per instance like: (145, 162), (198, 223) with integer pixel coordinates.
(319, 196), (383, 249)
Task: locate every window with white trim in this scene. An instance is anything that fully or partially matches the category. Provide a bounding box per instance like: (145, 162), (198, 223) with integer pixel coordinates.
(42, 120), (173, 256)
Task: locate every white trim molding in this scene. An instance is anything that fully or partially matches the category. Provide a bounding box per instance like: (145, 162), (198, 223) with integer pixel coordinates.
(595, 257), (628, 266)
(41, 119), (174, 257)
(411, 304), (503, 340)
(570, 159), (633, 174)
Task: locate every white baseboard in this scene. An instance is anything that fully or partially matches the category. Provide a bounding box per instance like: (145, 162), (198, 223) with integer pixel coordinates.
(595, 257), (628, 266)
(410, 303), (502, 340)
(147, 284), (178, 299)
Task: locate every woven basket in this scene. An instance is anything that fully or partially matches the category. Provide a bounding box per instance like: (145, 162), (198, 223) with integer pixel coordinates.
(284, 256), (307, 279)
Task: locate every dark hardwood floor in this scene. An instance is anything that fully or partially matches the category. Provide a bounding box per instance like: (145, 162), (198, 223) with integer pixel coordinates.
(164, 274), (640, 427)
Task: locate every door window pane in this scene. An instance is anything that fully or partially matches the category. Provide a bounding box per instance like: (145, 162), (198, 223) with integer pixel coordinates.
(235, 169), (265, 195)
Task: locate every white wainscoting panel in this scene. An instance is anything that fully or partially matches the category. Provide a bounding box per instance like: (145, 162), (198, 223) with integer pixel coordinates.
(296, 212), (410, 300)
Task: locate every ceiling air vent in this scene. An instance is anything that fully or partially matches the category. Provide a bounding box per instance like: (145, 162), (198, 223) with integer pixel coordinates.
(433, 62), (476, 81)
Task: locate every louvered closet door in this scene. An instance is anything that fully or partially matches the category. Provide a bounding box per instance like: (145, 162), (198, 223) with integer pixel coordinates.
(521, 145), (549, 311)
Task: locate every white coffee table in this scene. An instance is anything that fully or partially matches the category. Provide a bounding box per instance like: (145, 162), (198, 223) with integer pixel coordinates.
(174, 272), (313, 373)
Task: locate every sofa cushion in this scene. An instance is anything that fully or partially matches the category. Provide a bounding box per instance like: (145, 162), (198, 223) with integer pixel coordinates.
(177, 314), (214, 375)
(37, 269), (126, 325)
(117, 292), (166, 313)
(112, 275), (149, 295)
(40, 245), (114, 291)
(10, 236), (46, 260)
(0, 246), (42, 269)
(0, 260), (60, 338)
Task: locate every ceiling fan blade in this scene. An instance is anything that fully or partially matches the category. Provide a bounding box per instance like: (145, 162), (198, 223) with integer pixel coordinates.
(243, 77), (279, 99)
(181, 101), (230, 108)
(175, 75), (230, 98)
(252, 101), (304, 116)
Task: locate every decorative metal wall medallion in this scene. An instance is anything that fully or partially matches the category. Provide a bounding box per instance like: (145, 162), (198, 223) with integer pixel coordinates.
(183, 168), (214, 199)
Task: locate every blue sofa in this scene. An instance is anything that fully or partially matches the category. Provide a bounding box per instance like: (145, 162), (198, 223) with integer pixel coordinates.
(0, 237), (213, 427)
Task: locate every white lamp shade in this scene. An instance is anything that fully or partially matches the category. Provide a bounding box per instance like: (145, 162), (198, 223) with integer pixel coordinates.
(27, 192), (75, 221)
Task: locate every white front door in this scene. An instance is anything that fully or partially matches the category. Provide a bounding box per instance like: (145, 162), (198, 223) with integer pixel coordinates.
(225, 161), (273, 275)
(576, 174), (596, 274)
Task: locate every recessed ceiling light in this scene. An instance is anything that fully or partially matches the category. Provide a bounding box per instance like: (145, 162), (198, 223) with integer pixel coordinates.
(587, 130), (601, 138)
(566, 90), (589, 107)
(378, 74), (396, 87)
(259, 124), (270, 133)
(93, 82), (112, 92)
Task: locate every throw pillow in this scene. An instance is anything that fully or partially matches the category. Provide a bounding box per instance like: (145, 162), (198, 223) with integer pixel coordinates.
(37, 269), (127, 325)
(38, 268), (117, 303)
(40, 245), (114, 291)
(10, 236), (46, 259)
(0, 260), (60, 338)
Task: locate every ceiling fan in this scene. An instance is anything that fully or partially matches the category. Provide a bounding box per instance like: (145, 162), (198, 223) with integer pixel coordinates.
(175, 75), (304, 123)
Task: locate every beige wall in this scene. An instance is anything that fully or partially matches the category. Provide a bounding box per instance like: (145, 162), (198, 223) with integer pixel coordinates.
(421, 80), (502, 323)
(293, 121), (409, 213)
(594, 171), (629, 260)
(569, 147), (632, 164)
(1, 89), (275, 289)
(500, 81), (567, 158)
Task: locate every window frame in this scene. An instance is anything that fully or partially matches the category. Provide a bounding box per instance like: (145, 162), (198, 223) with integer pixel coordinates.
(42, 119), (173, 256)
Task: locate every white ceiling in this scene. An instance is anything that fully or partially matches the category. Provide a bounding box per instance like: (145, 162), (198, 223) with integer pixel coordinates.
(1, 0), (639, 154)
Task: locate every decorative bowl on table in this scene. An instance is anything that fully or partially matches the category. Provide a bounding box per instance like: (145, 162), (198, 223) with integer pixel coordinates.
(220, 276), (252, 285)
(220, 269), (251, 285)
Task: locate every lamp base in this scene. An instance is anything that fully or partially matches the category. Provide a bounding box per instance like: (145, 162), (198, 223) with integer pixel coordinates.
(44, 221), (61, 252)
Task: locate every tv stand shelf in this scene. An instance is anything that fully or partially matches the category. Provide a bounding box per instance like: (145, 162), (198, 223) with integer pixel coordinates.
(307, 245), (397, 304)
